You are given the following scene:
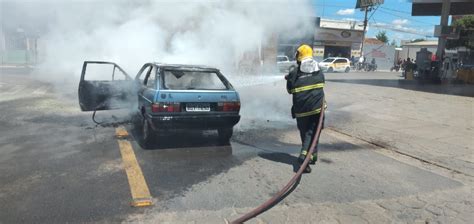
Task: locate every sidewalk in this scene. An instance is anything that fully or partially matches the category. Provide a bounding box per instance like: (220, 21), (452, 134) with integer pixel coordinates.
(0, 64), (34, 75)
(325, 73), (474, 176)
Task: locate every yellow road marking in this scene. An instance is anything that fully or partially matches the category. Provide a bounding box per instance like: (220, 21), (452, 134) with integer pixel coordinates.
(115, 126), (153, 207)
(115, 126), (129, 138)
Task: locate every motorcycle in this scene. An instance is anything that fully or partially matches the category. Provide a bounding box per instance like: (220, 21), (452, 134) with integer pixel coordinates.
(366, 63), (377, 71)
(356, 62), (365, 71)
(390, 64), (400, 72)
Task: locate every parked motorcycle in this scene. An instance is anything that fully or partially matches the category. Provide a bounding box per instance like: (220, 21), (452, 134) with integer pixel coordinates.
(366, 63), (377, 71)
(356, 62), (365, 71)
(390, 64), (400, 72)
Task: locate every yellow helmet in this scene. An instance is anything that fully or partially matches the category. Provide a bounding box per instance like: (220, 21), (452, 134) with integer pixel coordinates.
(296, 44), (313, 62)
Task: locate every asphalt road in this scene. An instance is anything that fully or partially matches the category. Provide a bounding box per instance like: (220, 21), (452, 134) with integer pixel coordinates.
(0, 71), (470, 223)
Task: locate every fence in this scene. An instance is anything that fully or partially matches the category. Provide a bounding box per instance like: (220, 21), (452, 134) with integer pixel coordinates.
(0, 50), (37, 65)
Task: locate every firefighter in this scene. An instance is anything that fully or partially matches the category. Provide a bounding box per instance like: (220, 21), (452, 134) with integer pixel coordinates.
(285, 44), (325, 173)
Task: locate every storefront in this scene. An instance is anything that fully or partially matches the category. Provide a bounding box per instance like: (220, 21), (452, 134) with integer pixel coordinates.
(313, 19), (364, 61)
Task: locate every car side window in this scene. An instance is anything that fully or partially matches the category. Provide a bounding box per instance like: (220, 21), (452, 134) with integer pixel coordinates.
(335, 59), (346, 63)
(145, 66), (156, 89)
(112, 66), (128, 81)
(136, 65), (151, 84)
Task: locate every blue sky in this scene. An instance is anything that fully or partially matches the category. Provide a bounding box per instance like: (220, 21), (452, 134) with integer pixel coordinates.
(311, 0), (440, 44)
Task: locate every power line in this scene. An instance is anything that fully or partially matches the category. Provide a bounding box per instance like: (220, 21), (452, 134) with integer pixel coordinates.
(379, 6), (411, 15)
(367, 5), (379, 21)
(377, 8), (436, 26)
(370, 11), (431, 37)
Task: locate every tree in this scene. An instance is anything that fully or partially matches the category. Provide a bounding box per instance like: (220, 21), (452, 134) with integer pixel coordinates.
(411, 38), (425, 43)
(375, 31), (389, 44)
(446, 15), (474, 50)
(390, 40), (397, 46)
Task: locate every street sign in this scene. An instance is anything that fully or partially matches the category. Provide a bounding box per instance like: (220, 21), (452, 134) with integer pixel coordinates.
(356, 0), (384, 9)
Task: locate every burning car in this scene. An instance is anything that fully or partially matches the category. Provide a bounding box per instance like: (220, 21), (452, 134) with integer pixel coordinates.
(78, 61), (241, 147)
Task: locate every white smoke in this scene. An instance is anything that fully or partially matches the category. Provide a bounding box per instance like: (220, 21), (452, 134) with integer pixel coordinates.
(2, 0), (315, 82)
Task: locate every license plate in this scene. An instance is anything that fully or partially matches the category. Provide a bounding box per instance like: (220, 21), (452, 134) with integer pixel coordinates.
(186, 103), (210, 112)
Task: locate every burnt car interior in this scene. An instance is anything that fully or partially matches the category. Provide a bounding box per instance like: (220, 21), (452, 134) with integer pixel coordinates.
(78, 61), (136, 111)
(162, 69), (230, 90)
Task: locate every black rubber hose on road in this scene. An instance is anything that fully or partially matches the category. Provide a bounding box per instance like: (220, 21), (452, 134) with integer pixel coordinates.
(91, 103), (131, 127)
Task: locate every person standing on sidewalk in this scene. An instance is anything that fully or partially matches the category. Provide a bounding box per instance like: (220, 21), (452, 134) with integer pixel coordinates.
(285, 44), (325, 173)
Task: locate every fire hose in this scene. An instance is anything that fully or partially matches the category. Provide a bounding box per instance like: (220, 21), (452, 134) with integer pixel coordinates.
(91, 102), (131, 127)
(231, 101), (325, 224)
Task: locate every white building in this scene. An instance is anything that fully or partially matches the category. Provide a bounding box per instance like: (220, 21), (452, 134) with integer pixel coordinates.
(400, 40), (438, 60)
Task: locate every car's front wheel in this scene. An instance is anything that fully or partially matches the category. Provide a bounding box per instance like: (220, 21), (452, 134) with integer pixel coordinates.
(327, 67), (333, 73)
(218, 128), (233, 145)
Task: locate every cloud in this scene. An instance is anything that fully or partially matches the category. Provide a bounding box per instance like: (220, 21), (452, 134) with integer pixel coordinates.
(336, 9), (355, 15)
(342, 18), (356, 21)
(392, 19), (409, 25)
(369, 22), (431, 37)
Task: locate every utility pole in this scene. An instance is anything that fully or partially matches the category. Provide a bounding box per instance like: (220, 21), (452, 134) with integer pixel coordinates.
(360, 6), (370, 59)
(436, 0), (451, 60)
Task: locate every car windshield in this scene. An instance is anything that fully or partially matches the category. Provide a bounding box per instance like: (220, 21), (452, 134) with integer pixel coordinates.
(322, 58), (335, 63)
(163, 70), (228, 90)
(277, 56), (287, 62)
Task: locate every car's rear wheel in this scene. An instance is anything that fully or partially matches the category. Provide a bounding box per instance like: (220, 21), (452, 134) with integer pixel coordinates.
(345, 67), (350, 73)
(327, 67), (333, 73)
(218, 128), (233, 145)
(140, 118), (155, 149)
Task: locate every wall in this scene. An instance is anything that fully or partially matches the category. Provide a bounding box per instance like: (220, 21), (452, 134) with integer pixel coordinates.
(363, 43), (397, 70)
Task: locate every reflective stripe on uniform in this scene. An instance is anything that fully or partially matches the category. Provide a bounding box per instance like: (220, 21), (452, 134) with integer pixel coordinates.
(295, 108), (322, 117)
(300, 150), (315, 161)
(290, 83), (324, 94)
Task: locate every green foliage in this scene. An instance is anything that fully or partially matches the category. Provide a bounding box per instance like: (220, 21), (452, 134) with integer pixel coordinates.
(411, 38), (425, 43)
(375, 31), (389, 44)
(446, 15), (474, 50)
(390, 40), (397, 46)
(452, 15), (474, 29)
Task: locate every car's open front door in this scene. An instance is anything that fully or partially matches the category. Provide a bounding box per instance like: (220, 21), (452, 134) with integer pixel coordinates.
(78, 61), (136, 111)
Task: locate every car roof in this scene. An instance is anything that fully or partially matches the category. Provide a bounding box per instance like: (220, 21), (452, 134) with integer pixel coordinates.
(325, 57), (348, 60)
(151, 62), (219, 71)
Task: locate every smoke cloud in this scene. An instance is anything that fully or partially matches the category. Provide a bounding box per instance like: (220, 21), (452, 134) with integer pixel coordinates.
(2, 0), (315, 82)
(2, 0), (315, 126)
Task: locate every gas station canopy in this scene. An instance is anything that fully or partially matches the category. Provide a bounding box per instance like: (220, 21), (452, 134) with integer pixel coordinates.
(412, 0), (474, 16)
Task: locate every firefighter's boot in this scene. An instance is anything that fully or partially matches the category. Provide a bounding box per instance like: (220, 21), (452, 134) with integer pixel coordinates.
(303, 164), (312, 173)
(310, 153), (318, 165)
(298, 150), (317, 164)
